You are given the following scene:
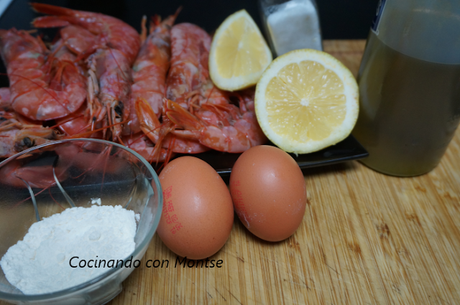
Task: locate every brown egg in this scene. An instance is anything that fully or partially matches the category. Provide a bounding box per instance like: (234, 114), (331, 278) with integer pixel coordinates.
(157, 156), (234, 260)
(229, 145), (306, 242)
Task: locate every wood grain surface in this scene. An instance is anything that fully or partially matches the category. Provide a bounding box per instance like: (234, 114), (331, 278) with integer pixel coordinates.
(2, 40), (460, 305)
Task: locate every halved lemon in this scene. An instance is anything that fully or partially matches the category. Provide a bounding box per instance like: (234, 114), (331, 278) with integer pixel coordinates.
(209, 9), (272, 91)
(255, 49), (359, 154)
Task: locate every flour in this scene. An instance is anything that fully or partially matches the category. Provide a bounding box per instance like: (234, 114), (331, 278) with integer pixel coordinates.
(0, 205), (137, 295)
(90, 197), (102, 206)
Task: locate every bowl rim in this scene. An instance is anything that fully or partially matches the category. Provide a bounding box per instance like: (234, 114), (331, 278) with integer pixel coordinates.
(0, 138), (163, 301)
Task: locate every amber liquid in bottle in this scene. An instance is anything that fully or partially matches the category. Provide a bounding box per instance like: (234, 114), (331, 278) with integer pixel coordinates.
(352, 31), (460, 176)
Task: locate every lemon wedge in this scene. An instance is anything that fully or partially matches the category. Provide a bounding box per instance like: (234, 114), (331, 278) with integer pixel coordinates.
(209, 9), (272, 91)
(255, 49), (359, 154)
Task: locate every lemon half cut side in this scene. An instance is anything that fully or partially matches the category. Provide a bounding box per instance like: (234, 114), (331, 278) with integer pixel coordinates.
(209, 9), (273, 91)
(255, 49), (359, 154)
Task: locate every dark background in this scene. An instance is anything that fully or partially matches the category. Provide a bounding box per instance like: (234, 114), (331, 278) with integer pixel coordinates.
(0, 0), (378, 39)
(0, 0), (379, 87)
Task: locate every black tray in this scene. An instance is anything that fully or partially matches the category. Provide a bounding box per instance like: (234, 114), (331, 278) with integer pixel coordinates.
(187, 135), (368, 176)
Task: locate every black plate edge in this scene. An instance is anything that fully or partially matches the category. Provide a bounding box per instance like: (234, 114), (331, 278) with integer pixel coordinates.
(187, 134), (369, 176)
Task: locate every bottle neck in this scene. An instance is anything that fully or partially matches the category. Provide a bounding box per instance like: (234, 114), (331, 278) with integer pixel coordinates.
(374, 0), (460, 64)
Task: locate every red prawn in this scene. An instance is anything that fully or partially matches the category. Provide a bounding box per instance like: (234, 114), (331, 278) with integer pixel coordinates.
(31, 2), (141, 64)
(31, 3), (142, 142)
(125, 12), (179, 135)
(0, 29), (87, 121)
(166, 23), (212, 110)
(165, 89), (267, 153)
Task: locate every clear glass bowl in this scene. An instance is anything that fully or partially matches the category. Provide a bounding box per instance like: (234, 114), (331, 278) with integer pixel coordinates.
(0, 138), (163, 304)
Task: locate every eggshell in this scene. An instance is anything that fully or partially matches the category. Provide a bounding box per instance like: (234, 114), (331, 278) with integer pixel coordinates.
(157, 156), (234, 260)
(229, 145), (306, 242)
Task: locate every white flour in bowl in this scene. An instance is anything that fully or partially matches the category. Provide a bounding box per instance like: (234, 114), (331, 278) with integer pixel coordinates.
(0, 205), (137, 295)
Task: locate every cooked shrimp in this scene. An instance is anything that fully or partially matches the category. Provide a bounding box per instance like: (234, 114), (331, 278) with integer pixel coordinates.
(87, 48), (132, 142)
(157, 22), (252, 154)
(0, 158), (68, 189)
(125, 12), (178, 135)
(31, 2), (141, 64)
(31, 3), (142, 141)
(165, 90), (267, 153)
(0, 110), (60, 158)
(122, 132), (174, 164)
(53, 24), (99, 60)
(0, 29), (87, 121)
(135, 98), (208, 154)
(166, 23), (212, 110)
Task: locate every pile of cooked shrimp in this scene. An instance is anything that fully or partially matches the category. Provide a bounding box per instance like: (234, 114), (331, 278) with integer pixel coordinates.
(0, 3), (267, 163)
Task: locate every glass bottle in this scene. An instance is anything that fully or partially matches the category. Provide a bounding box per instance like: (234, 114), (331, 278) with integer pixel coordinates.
(352, 0), (460, 176)
(258, 0), (322, 57)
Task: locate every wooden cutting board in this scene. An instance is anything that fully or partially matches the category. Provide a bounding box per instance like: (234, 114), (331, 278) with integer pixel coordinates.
(2, 40), (460, 305)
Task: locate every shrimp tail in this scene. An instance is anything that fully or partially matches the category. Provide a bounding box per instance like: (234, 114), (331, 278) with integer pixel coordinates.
(164, 99), (202, 130)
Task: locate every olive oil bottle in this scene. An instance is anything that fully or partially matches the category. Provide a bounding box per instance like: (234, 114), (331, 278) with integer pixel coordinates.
(352, 0), (460, 176)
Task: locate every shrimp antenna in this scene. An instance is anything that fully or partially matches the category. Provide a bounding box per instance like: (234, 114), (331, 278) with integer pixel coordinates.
(140, 15), (148, 43)
(173, 6), (183, 20)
